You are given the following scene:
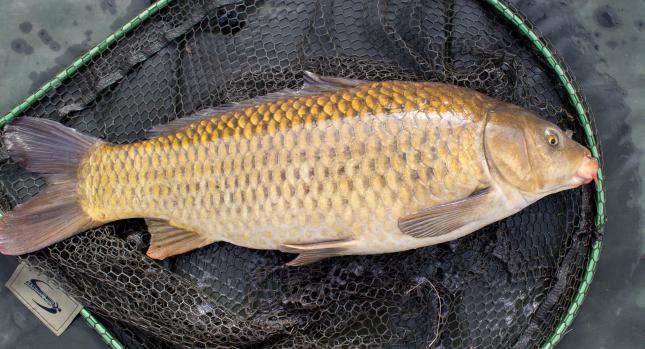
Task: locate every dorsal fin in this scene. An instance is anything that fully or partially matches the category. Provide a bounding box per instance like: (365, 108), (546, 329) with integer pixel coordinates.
(146, 108), (221, 138)
(147, 71), (369, 137)
(301, 71), (366, 91)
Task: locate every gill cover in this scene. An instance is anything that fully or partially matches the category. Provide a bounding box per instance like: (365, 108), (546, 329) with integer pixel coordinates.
(484, 108), (532, 190)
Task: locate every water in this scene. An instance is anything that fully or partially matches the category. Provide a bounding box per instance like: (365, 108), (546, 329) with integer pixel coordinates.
(0, 0), (643, 348)
(512, 1), (644, 348)
(516, 1), (645, 347)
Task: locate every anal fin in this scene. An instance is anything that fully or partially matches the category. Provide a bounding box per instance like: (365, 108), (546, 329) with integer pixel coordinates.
(279, 238), (355, 266)
(145, 219), (213, 259)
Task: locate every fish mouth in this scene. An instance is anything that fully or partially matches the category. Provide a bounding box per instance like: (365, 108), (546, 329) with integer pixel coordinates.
(572, 155), (599, 187)
(573, 173), (595, 185)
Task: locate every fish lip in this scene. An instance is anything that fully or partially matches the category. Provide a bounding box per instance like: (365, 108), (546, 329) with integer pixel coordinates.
(572, 165), (599, 186)
(573, 173), (594, 185)
(523, 175), (591, 197)
(520, 158), (598, 197)
(575, 155), (599, 186)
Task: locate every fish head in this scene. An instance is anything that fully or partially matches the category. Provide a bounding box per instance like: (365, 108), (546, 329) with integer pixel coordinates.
(484, 104), (598, 197)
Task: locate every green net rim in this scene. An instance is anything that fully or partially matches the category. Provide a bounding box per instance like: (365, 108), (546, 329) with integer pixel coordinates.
(0, 0), (606, 348)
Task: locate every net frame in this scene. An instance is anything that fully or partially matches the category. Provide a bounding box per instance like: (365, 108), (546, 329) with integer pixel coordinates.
(0, 1), (606, 348)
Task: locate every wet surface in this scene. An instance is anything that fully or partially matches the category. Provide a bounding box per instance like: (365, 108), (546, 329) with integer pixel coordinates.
(18, 22), (33, 34)
(10, 39), (34, 55)
(0, 0), (643, 348)
(593, 5), (622, 29)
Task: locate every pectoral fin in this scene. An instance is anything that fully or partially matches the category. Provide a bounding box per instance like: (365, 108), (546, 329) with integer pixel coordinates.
(145, 219), (213, 259)
(398, 187), (494, 239)
(279, 238), (355, 266)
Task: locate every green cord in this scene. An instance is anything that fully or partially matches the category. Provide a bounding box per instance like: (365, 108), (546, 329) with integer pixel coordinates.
(80, 308), (125, 349)
(480, 0), (606, 348)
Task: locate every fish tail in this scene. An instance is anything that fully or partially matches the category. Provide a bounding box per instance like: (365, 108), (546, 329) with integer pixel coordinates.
(0, 117), (102, 255)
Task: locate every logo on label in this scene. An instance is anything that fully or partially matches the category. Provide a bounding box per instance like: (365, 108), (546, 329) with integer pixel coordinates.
(7, 263), (82, 335)
(24, 279), (61, 314)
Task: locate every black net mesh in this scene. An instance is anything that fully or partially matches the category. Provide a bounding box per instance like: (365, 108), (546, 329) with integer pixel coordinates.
(0, 0), (599, 348)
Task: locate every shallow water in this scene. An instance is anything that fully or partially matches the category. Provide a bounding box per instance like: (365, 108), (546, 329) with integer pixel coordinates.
(0, 0), (643, 348)
(526, 1), (645, 347)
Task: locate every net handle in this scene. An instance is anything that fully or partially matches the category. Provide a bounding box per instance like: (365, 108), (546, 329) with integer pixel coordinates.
(480, 1), (606, 348)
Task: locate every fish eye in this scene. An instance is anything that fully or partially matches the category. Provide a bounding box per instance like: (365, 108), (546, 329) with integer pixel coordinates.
(545, 130), (559, 146)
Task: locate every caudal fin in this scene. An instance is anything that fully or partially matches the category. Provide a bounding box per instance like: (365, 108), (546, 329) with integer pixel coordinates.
(0, 117), (103, 255)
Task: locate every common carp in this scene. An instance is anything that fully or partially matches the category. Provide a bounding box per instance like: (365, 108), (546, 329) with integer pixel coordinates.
(0, 72), (598, 265)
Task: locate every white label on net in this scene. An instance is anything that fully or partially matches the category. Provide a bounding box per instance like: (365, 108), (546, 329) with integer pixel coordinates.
(5, 262), (83, 336)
